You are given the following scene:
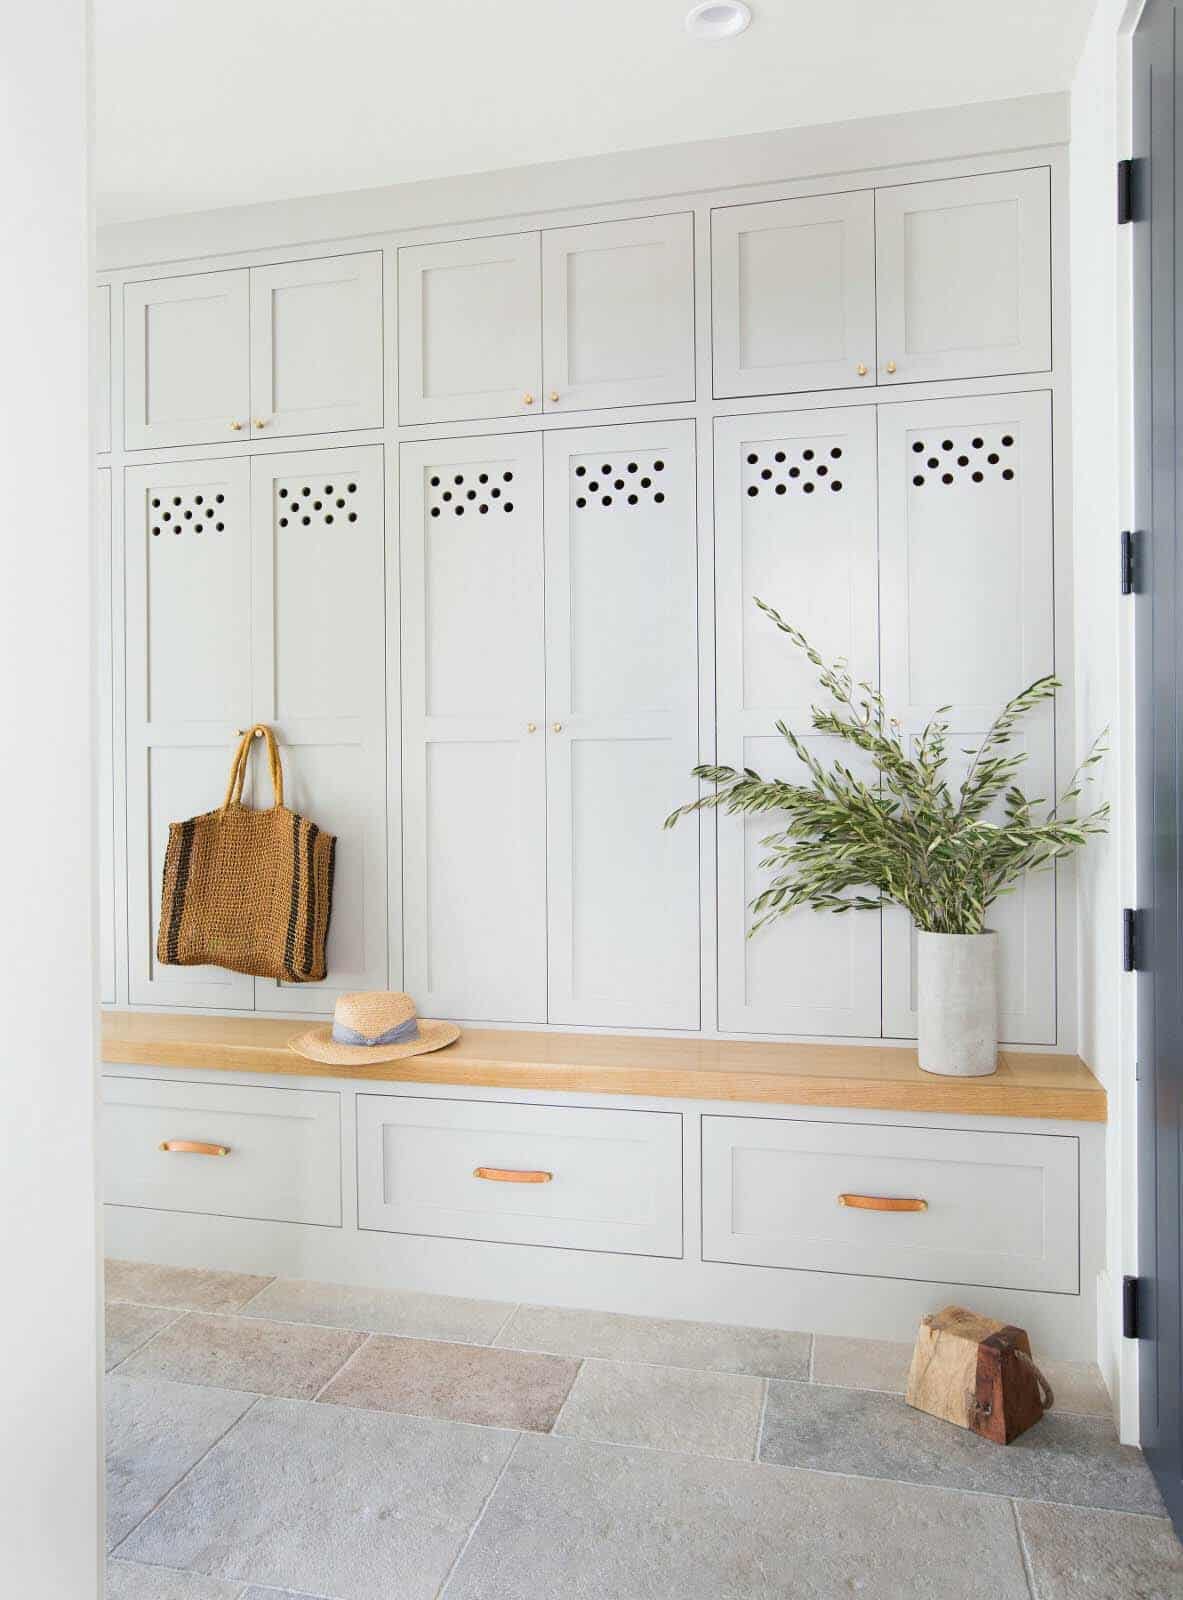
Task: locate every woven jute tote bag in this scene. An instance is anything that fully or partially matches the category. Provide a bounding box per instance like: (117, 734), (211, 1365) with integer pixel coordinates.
(156, 724), (337, 982)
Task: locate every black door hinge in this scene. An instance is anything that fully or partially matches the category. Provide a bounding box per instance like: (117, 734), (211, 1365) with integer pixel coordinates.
(1123, 907), (1140, 972)
(1118, 159), (1135, 224)
(1121, 529), (1137, 595)
(1123, 1274), (1142, 1339)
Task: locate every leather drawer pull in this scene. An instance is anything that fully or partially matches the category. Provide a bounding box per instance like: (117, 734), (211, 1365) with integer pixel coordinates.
(473, 1166), (553, 1184)
(159, 1139), (231, 1157)
(838, 1193), (927, 1212)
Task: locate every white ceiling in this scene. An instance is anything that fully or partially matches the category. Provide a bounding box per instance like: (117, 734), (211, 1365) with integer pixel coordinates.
(95, 0), (1094, 227)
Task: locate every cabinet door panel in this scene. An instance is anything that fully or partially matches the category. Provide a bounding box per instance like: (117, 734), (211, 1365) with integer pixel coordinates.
(712, 193), (876, 398)
(398, 235), (541, 425)
(715, 409), (880, 1036)
(875, 169), (1051, 385)
(96, 469), (116, 1003)
(252, 446), (388, 1012)
(125, 458), (254, 1009)
(544, 422), (699, 1028)
(542, 214), (694, 412)
(124, 270), (250, 449)
(250, 253), (383, 438)
(94, 285), (111, 454)
(401, 435), (546, 1020)
(878, 392), (1055, 1043)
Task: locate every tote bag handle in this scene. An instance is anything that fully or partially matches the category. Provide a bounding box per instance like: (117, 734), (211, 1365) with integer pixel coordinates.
(222, 724), (285, 811)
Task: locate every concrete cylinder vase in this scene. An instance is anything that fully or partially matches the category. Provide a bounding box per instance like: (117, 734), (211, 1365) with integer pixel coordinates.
(916, 931), (999, 1077)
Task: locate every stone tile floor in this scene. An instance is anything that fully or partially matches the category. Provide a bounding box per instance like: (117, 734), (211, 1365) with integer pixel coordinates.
(103, 1260), (1183, 1600)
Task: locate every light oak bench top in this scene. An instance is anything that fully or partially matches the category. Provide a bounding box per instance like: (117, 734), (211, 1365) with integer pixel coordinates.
(101, 1011), (1106, 1123)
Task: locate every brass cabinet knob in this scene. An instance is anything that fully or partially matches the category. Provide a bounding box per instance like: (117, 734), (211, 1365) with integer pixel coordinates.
(552, 722), (563, 733)
(523, 392), (535, 406)
(229, 420), (244, 431)
(253, 418), (269, 429)
(885, 360), (897, 375)
(856, 363), (868, 378)
(526, 722), (537, 733)
(549, 390), (560, 403)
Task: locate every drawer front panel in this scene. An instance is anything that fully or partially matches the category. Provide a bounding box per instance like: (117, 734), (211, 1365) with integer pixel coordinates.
(103, 1076), (341, 1226)
(702, 1116), (1077, 1293)
(358, 1095), (682, 1257)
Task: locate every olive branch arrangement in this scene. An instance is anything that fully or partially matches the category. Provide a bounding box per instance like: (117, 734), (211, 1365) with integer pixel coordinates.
(665, 598), (1109, 936)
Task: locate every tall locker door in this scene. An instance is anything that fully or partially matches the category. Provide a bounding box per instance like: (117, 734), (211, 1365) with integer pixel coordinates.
(875, 170), (1051, 386)
(252, 446), (388, 1013)
(94, 285), (111, 454)
(249, 253), (383, 439)
(401, 435), (547, 1021)
(544, 422), (699, 1029)
(879, 392), (1055, 1043)
(711, 193), (876, 398)
(125, 458), (255, 1008)
(715, 409), (881, 1036)
(124, 271), (250, 449)
(96, 469), (117, 1004)
(541, 214), (695, 412)
(397, 235), (541, 425)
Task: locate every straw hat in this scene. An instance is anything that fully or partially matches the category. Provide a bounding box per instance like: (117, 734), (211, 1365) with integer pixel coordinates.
(290, 991), (460, 1066)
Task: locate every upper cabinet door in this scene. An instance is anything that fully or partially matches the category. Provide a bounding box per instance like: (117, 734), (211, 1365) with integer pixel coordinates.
(249, 253), (383, 439)
(541, 214), (695, 413)
(94, 285), (111, 453)
(251, 446), (389, 1013)
(124, 270), (250, 450)
(400, 434), (547, 1022)
(878, 392), (1055, 1044)
(712, 192), (876, 399)
(543, 422), (699, 1029)
(875, 169), (1051, 385)
(714, 408), (881, 1037)
(397, 234), (541, 425)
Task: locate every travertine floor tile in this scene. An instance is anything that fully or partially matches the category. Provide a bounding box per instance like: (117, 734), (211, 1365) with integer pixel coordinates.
(760, 1379), (1162, 1514)
(105, 1375), (255, 1549)
(106, 1302), (178, 1371)
(555, 1358), (764, 1460)
(117, 1396), (516, 1600)
(115, 1312), (364, 1400)
(1016, 1501), (1183, 1599)
(106, 1559), (245, 1598)
(318, 1334), (577, 1431)
(106, 1259), (273, 1314)
(444, 1432), (1031, 1599)
(239, 1276), (511, 1344)
(497, 1303), (809, 1378)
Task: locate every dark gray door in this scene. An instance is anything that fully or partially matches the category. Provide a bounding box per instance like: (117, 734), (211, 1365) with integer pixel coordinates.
(1134, 0), (1183, 1532)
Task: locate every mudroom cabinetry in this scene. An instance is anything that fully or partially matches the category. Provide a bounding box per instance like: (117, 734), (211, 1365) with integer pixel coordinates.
(124, 446), (387, 1012)
(400, 420), (699, 1029)
(123, 253), (383, 449)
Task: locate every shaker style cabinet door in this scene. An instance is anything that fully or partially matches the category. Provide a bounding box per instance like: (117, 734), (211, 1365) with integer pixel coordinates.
(400, 434), (547, 1021)
(251, 446), (388, 1013)
(878, 392), (1055, 1043)
(711, 192), (876, 398)
(125, 457), (255, 1009)
(124, 270), (251, 450)
(249, 253), (383, 438)
(397, 234), (542, 425)
(714, 408), (881, 1036)
(543, 422), (700, 1029)
(541, 214), (695, 412)
(875, 169), (1051, 385)
(94, 285), (111, 453)
(96, 469), (117, 1004)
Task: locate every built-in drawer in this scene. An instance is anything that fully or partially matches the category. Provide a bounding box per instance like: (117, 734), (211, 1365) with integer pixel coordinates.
(102, 1075), (342, 1226)
(701, 1115), (1077, 1293)
(357, 1095), (682, 1257)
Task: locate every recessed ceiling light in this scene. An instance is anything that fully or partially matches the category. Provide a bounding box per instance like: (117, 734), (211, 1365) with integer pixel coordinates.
(685, 1), (752, 40)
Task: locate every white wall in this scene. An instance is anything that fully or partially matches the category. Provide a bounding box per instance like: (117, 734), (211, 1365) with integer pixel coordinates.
(0, 1), (103, 1593)
(1069, 0), (1140, 1439)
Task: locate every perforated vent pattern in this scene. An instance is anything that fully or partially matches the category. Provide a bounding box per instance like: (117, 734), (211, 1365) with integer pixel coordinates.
(428, 466), (515, 519)
(277, 478), (361, 529)
(909, 432), (1017, 488)
(573, 456), (668, 510)
(149, 488), (227, 537)
(742, 444), (844, 498)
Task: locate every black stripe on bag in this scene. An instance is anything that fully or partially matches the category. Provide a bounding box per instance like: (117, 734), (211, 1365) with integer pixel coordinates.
(165, 819), (196, 964)
(301, 822), (320, 978)
(284, 813), (302, 981)
(323, 836), (337, 955)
